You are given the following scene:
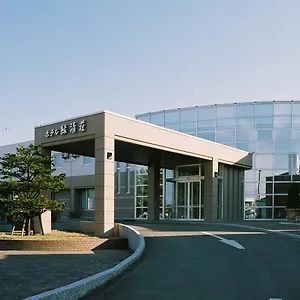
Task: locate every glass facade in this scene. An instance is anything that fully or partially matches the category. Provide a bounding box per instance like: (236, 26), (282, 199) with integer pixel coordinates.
(136, 101), (300, 220)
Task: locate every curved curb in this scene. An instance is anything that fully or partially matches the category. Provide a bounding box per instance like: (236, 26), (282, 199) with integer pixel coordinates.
(24, 224), (145, 300)
(217, 222), (300, 241)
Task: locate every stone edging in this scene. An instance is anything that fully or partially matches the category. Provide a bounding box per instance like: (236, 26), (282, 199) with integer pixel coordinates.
(23, 223), (145, 300)
(217, 222), (300, 240)
(0, 237), (128, 251)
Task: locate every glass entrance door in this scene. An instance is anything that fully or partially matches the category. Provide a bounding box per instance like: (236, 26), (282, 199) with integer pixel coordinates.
(177, 180), (201, 220)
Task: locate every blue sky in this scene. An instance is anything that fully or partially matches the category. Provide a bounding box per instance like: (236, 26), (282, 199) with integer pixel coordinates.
(1, 0), (300, 145)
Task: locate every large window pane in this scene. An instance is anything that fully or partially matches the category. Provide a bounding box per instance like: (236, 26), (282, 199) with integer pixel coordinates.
(179, 122), (196, 132)
(255, 154), (273, 169)
(256, 117), (274, 128)
(216, 118), (235, 129)
(236, 129), (255, 142)
(274, 208), (287, 219)
(216, 130), (235, 143)
(274, 116), (292, 128)
(236, 118), (255, 127)
(274, 142), (291, 154)
(292, 129), (300, 139)
(292, 116), (300, 128)
(83, 156), (94, 165)
(274, 170), (291, 180)
(150, 113), (164, 126)
(274, 182), (291, 195)
(217, 105), (235, 118)
(274, 103), (291, 115)
(197, 131), (215, 141)
(198, 119), (215, 131)
(292, 141), (300, 152)
(255, 103), (274, 116)
(236, 104), (255, 117)
(275, 129), (290, 139)
(165, 110), (179, 123)
(180, 108), (196, 122)
(274, 195), (288, 206)
(165, 123), (179, 131)
(257, 129), (273, 140)
(236, 142), (255, 152)
(198, 106), (216, 119)
(255, 207), (273, 219)
(53, 153), (62, 168)
(256, 142), (273, 153)
(137, 114), (150, 122)
(292, 102), (300, 115)
(274, 154), (289, 169)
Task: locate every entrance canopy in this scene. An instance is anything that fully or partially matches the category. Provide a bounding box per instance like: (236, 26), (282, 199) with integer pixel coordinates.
(35, 110), (252, 169)
(35, 111), (252, 236)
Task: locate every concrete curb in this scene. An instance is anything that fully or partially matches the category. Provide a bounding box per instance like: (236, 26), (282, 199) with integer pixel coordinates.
(24, 224), (145, 300)
(218, 222), (300, 241)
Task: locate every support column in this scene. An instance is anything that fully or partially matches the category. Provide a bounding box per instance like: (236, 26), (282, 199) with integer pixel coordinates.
(94, 135), (115, 236)
(148, 163), (160, 221)
(203, 158), (218, 222)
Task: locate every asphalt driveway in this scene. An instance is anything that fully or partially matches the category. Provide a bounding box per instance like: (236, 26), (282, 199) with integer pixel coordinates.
(83, 223), (300, 300)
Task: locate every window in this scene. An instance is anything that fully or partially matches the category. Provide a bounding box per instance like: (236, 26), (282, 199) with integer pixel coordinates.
(274, 116), (292, 128)
(197, 131), (215, 141)
(216, 130), (235, 143)
(83, 156), (94, 165)
(116, 162), (121, 194)
(165, 110), (179, 124)
(150, 113), (164, 126)
(216, 118), (235, 129)
(256, 103), (274, 116)
(236, 142), (255, 152)
(198, 119), (215, 131)
(255, 154), (273, 169)
(126, 163), (131, 193)
(179, 108), (196, 122)
(257, 130), (273, 140)
(256, 142), (273, 153)
(236, 129), (255, 142)
(216, 105), (235, 118)
(197, 106), (216, 119)
(274, 103), (291, 115)
(165, 123), (179, 131)
(179, 122), (196, 133)
(292, 102), (300, 115)
(53, 153), (62, 168)
(236, 104), (255, 117)
(136, 114), (150, 123)
(275, 129), (290, 140)
(274, 142), (290, 154)
(236, 118), (255, 127)
(256, 117), (274, 128)
(81, 189), (95, 210)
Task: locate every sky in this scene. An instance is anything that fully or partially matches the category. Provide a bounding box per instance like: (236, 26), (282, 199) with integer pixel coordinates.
(1, 0), (300, 145)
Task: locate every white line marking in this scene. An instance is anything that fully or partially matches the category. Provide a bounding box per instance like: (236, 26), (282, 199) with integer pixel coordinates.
(202, 231), (245, 250)
(270, 298), (282, 300)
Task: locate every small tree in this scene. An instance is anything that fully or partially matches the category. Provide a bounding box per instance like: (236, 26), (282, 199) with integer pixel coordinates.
(287, 183), (300, 209)
(0, 144), (66, 235)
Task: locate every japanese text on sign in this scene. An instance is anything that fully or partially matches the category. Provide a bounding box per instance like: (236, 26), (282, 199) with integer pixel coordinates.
(45, 120), (86, 138)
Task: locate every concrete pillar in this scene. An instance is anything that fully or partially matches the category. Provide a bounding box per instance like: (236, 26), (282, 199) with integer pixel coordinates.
(203, 158), (218, 222)
(148, 163), (160, 221)
(94, 135), (115, 236)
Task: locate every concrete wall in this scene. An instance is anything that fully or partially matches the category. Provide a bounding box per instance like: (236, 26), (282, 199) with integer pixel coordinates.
(222, 164), (244, 221)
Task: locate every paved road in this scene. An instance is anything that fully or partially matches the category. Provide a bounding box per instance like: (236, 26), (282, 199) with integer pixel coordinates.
(83, 223), (300, 300)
